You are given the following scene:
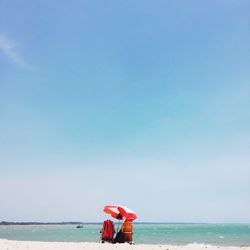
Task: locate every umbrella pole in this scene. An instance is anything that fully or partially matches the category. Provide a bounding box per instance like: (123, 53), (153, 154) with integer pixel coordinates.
(116, 220), (120, 233)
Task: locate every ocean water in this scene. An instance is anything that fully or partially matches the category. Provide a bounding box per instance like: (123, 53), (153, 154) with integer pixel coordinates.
(0, 223), (250, 246)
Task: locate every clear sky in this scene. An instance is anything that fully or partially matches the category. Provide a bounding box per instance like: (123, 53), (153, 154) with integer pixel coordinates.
(0, 0), (250, 223)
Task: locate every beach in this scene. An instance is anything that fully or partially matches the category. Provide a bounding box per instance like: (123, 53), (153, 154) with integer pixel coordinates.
(1, 3), (249, 250)
(1, 239), (250, 250)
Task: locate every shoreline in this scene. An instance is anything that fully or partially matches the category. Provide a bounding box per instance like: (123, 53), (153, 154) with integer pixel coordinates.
(0, 239), (250, 250)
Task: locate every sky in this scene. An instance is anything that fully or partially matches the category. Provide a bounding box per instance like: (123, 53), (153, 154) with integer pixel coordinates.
(0, 0), (250, 223)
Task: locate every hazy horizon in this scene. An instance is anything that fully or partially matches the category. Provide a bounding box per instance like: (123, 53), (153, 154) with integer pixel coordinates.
(2, 220), (250, 224)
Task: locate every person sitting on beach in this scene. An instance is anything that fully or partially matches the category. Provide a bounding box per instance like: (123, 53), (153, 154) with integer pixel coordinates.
(113, 229), (124, 243)
(116, 213), (123, 220)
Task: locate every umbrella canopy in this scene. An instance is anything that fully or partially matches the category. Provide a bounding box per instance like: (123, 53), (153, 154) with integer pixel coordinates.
(103, 205), (137, 222)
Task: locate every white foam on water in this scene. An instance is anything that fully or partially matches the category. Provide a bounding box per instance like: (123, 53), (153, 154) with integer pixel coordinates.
(187, 242), (214, 247)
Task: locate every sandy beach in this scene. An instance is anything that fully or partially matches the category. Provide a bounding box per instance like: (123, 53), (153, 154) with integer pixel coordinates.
(0, 239), (249, 250)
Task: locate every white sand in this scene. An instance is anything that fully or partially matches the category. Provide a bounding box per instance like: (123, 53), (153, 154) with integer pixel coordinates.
(0, 239), (249, 250)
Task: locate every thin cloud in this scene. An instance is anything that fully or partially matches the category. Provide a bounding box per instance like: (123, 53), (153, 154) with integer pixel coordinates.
(0, 33), (31, 70)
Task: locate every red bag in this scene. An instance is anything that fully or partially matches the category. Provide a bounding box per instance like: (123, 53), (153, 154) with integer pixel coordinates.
(101, 220), (115, 241)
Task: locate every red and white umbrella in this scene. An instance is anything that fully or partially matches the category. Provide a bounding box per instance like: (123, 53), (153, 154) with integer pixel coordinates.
(103, 205), (137, 222)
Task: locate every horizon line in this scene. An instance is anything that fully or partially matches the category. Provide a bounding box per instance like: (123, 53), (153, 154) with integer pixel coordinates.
(1, 221), (250, 225)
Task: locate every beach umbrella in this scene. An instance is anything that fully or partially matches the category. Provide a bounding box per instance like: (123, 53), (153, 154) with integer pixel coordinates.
(103, 205), (137, 222)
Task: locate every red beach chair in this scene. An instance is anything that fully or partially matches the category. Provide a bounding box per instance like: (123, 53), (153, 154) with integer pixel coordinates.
(100, 220), (115, 243)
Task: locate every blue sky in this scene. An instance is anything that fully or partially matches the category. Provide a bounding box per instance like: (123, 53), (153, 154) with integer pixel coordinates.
(0, 0), (250, 222)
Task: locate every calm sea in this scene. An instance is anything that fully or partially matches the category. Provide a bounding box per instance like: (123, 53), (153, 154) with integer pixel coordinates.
(0, 223), (250, 246)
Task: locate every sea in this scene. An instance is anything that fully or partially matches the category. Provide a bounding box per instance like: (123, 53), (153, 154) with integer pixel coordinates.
(0, 223), (250, 246)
